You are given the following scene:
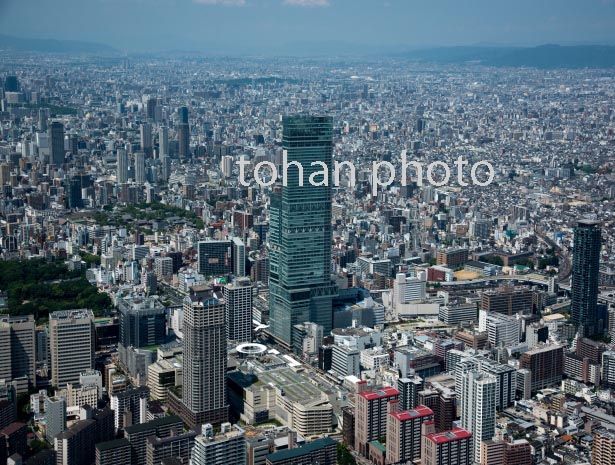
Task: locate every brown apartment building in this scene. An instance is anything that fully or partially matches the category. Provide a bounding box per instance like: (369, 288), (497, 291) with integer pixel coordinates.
(481, 287), (533, 316)
(519, 344), (564, 392)
(436, 248), (469, 268)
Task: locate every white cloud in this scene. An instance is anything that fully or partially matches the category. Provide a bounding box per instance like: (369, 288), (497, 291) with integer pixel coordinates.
(193, 0), (246, 5)
(283, 0), (330, 6)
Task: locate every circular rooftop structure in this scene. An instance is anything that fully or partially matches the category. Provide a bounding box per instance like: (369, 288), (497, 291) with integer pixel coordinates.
(236, 343), (267, 357)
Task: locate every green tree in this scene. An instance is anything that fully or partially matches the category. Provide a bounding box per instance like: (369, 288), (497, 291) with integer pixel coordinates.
(337, 442), (357, 465)
(29, 439), (51, 455)
(1, 260), (111, 319)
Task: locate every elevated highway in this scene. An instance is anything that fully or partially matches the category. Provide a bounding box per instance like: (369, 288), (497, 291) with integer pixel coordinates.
(438, 272), (550, 288)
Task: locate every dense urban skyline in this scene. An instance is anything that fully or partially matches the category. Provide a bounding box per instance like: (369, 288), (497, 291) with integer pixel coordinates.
(1, 2), (615, 465)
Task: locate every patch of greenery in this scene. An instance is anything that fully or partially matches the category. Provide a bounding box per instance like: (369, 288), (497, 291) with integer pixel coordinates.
(337, 442), (356, 465)
(91, 211), (116, 226)
(538, 255), (559, 270)
(79, 251), (101, 266)
(0, 259), (111, 319)
(0, 259), (79, 288)
(29, 439), (51, 454)
(589, 333), (611, 344)
(514, 258), (535, 269)
(20, 103), (78, 116)
(482, 255), (504, 266)
(253, 418), (283, 427)
(120, 202), (203, 229)
(578, 165), (597, 174)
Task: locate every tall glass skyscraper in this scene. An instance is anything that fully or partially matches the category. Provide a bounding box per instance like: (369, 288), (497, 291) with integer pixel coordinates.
(571, 219), (602, 336)
(269, 115), (337, 347)
(49, 121), (65, 166)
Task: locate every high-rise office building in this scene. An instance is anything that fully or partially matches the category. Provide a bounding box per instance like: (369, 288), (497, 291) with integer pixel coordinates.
(45, 396), (66, 442)
(223, 278), (253, 343)
(0, 163), (10, 188)
(480, 287), (533, 316)
(178, 106), (189, 124)
(146, 98), (157, 122)
(118, 296), (166, 349)
(170, 288), (227, 428)
(330, 344), (360, 377)
(231, 237), (246, 277)
(117, 149), (129, 183)
(49, 121), (65, 166)
(4, 75), (19, 92)
(0, 315), (36, 389)
(38, 108), (49, 132)
(158, 127), (170, 181)
(177, 107), (190, 158)
(158, 126), (168, 159)
(69, 134), (79, 156)
(571, 219), (602, 336)
(134, 152), (146, 185)
(66, 176), (83, 209)
(190, 423), (246, 465)
(155, 256), (173, 280)
(479, 310), (520, 347)
(221, 155), (233, 178)
(460, 370), (496, 464)
(0, 321), (10, 381)
(178, 123), (190, 158)
(165, 251), (183, 273)
(197, 240), (231, 277)
(392, 272), (427, 307)
(49, 310), (95, 388)
(269, 115), (337, 347)
(140, 123), (152, 157)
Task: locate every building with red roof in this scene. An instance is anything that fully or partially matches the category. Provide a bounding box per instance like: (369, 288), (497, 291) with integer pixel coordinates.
(386, 406), (434, 464)
(422, 427), (472, 465)
(354, 387), (400, 457)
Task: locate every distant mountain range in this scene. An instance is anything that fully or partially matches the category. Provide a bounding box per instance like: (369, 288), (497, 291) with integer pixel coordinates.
(0, 34), (117, 54)
(1, 34), (615, 68)
(400, 44), (615, 68)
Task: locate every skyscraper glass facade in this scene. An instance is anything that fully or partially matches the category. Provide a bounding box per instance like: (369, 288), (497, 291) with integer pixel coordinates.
(269, 115), (337, 346)
(571, 219), (602, 336)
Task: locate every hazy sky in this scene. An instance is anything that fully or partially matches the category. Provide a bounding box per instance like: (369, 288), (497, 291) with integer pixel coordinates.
(1, 0), (615, 53)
